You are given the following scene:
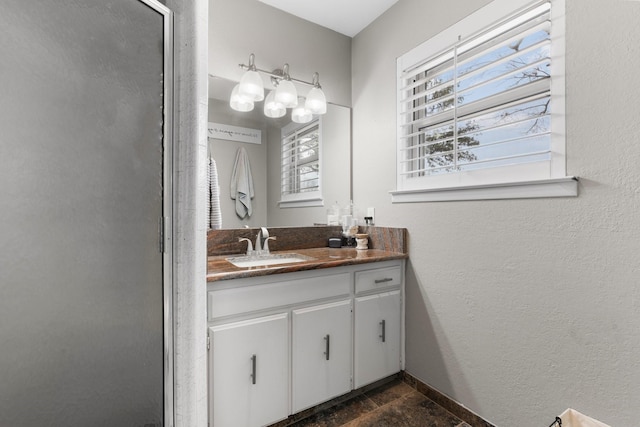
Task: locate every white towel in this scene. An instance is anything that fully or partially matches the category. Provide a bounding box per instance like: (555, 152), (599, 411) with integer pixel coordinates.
(208, 157), (222, 229)
(230, 147), (254, 219)
(559, 409), (611, 427)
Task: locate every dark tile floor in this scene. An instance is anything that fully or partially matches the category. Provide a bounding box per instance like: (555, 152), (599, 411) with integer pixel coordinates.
(271, 379), (472, 427)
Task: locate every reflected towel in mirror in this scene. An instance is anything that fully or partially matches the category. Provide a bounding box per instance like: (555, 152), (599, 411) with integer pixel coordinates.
(230, 147), (254, 219)
(208, 157), (222, 229)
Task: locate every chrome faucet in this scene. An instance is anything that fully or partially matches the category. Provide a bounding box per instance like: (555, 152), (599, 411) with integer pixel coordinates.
(255, 227), (276, 254)
(238, 228), (276, 257)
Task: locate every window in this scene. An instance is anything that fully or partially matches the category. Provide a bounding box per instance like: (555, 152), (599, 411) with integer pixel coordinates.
(393, 0), (576, 202)
(279, 119), (323, 207)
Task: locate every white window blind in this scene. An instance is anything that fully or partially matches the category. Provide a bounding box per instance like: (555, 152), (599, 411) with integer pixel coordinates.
(279, 119), (322, 206)
(395, 0), (572, 200)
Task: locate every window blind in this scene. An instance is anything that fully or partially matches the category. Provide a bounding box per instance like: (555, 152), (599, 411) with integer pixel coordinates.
(398, 1), (552, 179)
(281, 120), (320, 196)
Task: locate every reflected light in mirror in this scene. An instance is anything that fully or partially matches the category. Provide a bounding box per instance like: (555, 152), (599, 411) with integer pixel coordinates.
(291, 97), (313, 123)
(230, 84), (254, 112)
(264, 91), (286, 118)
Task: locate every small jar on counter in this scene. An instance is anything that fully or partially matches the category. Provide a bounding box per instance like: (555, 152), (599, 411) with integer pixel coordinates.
(355, 234), (369, 250)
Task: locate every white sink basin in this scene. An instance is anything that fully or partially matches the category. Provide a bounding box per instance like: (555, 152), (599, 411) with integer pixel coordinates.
(226, 253), (314, 268)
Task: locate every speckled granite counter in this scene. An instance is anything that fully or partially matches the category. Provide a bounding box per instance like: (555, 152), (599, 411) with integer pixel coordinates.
(207, 226), (408, 283)
(207, 247), (408, 282)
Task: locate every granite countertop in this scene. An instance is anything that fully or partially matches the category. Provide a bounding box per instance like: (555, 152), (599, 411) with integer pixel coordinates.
(207, 247), (408, 283)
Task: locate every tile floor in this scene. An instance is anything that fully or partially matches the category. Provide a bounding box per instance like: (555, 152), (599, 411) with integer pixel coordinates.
(270, 378), (472, 427)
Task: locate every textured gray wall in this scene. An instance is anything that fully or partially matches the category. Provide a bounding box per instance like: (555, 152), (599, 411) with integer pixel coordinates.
(0, 0), (166, 425)
(352, 0), (640, 425)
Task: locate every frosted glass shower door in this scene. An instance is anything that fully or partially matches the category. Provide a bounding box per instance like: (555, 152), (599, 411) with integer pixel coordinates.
(0, 1), (172, 425)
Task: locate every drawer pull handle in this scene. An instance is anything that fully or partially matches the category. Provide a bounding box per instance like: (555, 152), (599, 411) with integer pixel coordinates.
(324, 334), (330, 360)
(251, 354), (257, 384)
(379, 320), (386, 343)
(374, 277), (393, 284)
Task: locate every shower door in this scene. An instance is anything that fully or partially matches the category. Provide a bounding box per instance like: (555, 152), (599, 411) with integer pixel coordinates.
(0, 1), (173, 426)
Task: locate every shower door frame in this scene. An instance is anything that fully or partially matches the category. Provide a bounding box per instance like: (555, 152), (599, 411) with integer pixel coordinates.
(141, 0), (175, 425)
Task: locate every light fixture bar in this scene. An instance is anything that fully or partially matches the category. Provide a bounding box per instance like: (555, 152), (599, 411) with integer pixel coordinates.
(238, 63), (319, 87)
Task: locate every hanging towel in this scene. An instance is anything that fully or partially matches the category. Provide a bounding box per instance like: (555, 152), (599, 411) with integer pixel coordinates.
(207, 157), (222, 229)
(230, 147), (254, 219)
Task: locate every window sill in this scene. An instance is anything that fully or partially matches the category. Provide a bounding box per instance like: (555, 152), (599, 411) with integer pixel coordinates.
(278, 198), (324, 208)
(390, 177), (578, 203)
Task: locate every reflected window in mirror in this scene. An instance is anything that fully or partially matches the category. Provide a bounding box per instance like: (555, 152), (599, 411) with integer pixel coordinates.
(279, 119), (323, 208)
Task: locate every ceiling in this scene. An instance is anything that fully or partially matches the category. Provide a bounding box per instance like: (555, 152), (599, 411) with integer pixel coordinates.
(256, 0), (399, 37)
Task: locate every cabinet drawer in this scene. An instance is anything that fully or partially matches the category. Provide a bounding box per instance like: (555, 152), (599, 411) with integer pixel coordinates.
(355, 265), (401, 294)
(209, 272), (351, 320)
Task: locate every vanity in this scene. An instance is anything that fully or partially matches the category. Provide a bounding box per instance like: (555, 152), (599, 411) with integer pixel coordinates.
(206, 227), (407, 427)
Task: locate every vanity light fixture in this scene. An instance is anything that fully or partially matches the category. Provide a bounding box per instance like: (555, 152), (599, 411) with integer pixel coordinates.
(237, 53), (264, 102)
(231, 53), (327, 124)
(274, 63), (298, 108)
(305, 73), (327, 115)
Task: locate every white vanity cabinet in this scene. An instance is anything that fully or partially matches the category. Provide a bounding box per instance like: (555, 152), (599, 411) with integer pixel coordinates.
(207, 259), (404, 427)
(292, 299), (352, 413)
(209, 313), (289, 427)
(354, 290), (402, 388)
(354, 265), (403, 388)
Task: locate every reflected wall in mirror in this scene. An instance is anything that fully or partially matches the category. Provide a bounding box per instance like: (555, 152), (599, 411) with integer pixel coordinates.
(208, 76), (351, 229)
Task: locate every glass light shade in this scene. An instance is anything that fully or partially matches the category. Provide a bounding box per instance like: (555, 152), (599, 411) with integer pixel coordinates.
(291, 98), (313, 123)
(304, 87), (327, 114)
(274, 79), (298, 108)
(230, 84), (254, 112)
(238, 70), (264, 102)
(264, 91), (286, 118)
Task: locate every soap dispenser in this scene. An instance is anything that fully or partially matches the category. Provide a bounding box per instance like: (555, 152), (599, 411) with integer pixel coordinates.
(327, 201), (340, 225)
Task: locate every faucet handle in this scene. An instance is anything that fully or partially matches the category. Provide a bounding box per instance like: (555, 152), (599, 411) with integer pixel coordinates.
(238, 237), (253, 255)
(263, 236), (276, 253)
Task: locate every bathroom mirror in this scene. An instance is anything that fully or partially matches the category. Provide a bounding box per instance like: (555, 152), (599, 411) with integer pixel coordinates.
(207, 75), (352, 229)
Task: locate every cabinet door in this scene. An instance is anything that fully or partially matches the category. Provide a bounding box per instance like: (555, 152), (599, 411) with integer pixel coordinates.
(292, 300), (352, 413)
(209, 313), (288, 427)
(354, 290), (401, 388)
